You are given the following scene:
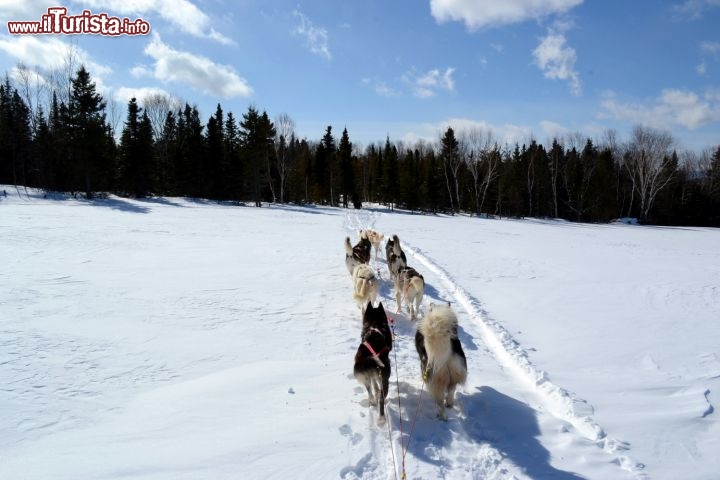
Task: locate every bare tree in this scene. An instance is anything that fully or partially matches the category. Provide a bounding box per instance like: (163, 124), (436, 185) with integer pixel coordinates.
(141, 92), (181, 141)
(13, 63), (49, 133)
(461, 127), (496, 216)
(623, 125), (676, 221)
(50, 41), (80, 106)
(106, 97), (123, 138)
(274, 112), (295, 203)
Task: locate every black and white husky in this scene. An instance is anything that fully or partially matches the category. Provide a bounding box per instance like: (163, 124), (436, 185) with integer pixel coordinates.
(354, 302), (392, 425)
(385, 234), (407, 281)
(415, 303), (467, 420)
(394, 266), (425, 321)
(344, 230), (372, 275)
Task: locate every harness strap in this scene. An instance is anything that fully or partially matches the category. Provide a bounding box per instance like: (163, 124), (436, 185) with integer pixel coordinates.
(363, 340), (389, 358)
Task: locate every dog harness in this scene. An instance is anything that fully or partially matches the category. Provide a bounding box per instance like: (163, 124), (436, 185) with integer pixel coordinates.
(362, 327), (389, 363)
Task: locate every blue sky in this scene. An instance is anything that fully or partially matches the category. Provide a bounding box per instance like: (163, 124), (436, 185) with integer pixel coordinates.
(1, 0), (719, 151)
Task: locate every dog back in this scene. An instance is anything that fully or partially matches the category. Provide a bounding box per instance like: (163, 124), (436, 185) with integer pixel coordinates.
(416, 304), (467, 379)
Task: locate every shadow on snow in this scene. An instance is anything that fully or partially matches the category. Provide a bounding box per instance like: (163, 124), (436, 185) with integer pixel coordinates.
(386, 385), (586, 479)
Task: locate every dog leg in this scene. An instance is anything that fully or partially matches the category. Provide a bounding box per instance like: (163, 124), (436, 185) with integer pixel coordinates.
(362, 378), (377, 406)
(445, 384), (457, 408)
(377, 371), (389, 426)
(437, 405), (448, 421)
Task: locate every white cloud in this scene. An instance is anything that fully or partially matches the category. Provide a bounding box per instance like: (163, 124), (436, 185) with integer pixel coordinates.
(404, 67), (456, 98)
(114, 86), (172, 104)
(490, 43), (504, 53)
(600, 88), (720, 130)
(674, 0), (720, 19)
(0, 0), (48, 20)
(697, 61), (707, 76)
(292, 10), (331, 60)
(701, 41), (720, 56)
(374, 82), (399, 97)
(143, 34), (252, 98)
(130, 65), (152, 78)
(433, 118), (532, 146)
(0, 35), (112, 80)
(430, 0), (583, 30)
(74, 0), (234, 44)
(539, 120), (569, 139)
(533, 30), (582, 96)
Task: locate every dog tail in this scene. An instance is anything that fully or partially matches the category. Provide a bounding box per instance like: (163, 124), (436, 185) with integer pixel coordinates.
(419, 304), (457, 370)
(354, 279), (368, 300)
(344, 236), (353, 256)
(392, 234), (402, 256)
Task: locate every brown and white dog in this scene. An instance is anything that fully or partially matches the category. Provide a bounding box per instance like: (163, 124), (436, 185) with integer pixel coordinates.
(394, 265), (425, 321)
(352, 264), (379, 312)
(344, 230), (371, 275)
(385, 234), (407, 281)
(364, 229), (385, 260)
(415, 303), (467, 420)
(354, 302), (392, 425)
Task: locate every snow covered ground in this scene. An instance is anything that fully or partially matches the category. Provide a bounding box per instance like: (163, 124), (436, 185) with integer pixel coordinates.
(1, 186), (719, 480)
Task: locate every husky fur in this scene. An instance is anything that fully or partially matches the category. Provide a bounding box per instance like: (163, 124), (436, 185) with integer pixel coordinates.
(365, 229), (385, 260)
(344, 230), (372, 275)
(394, 266), (425, 321)
(415, 303), (467, 420)
(354, 302), (393, 425)
(352, 264), (379, 311)
(385, 234), (407, 281)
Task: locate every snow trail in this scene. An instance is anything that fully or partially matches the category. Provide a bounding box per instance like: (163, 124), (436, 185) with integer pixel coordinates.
(399, 233), (648, 479)
(343, 210), (529, 480)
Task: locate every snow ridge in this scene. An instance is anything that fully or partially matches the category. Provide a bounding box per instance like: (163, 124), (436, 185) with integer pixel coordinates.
(400, 240), (649, 478)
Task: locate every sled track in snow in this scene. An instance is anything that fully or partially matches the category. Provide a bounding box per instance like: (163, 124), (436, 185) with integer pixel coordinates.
(344, 209), (649, 479)
(343, 211), (525, 480)
(399, 238), (649, 479)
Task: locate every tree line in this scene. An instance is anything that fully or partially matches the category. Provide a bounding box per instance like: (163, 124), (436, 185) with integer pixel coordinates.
(1, 65), (719, 226)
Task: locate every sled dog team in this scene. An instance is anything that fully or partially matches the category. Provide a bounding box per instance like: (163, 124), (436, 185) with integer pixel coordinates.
(344, 229), (468, 424)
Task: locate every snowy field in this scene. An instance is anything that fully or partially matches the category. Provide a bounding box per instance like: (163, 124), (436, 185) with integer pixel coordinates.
(1, 186), (719, 480)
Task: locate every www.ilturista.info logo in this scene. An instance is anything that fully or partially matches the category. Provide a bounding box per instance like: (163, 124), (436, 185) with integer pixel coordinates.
(7, 7), (150, 36)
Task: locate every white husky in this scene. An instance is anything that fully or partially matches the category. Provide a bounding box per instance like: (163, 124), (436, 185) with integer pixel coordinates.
(352, 264), (379, 312)
(415, 303), (467, 420)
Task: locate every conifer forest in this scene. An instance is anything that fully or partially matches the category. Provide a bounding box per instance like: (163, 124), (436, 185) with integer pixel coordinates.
(1, 66), (719, 226)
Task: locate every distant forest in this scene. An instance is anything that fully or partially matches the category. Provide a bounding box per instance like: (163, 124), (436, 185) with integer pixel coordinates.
(1, 64), (719, 226)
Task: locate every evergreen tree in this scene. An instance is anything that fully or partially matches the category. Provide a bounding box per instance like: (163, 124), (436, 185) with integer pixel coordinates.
(174, 104), (205, 197)
(67, 66), (109, 198)
(118, 98), (154, 197)
(205, 104), (226, 199)
(439, 127), (461, 213)
(239, 106), (275, 206)
(0, 81), (32, 188)
(382, 136), (398, 210)
(224, 111), (242, 200)
(312, 126), (335, 204)
(156, 110), (177, 195)
(338, 127), (355, 208)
